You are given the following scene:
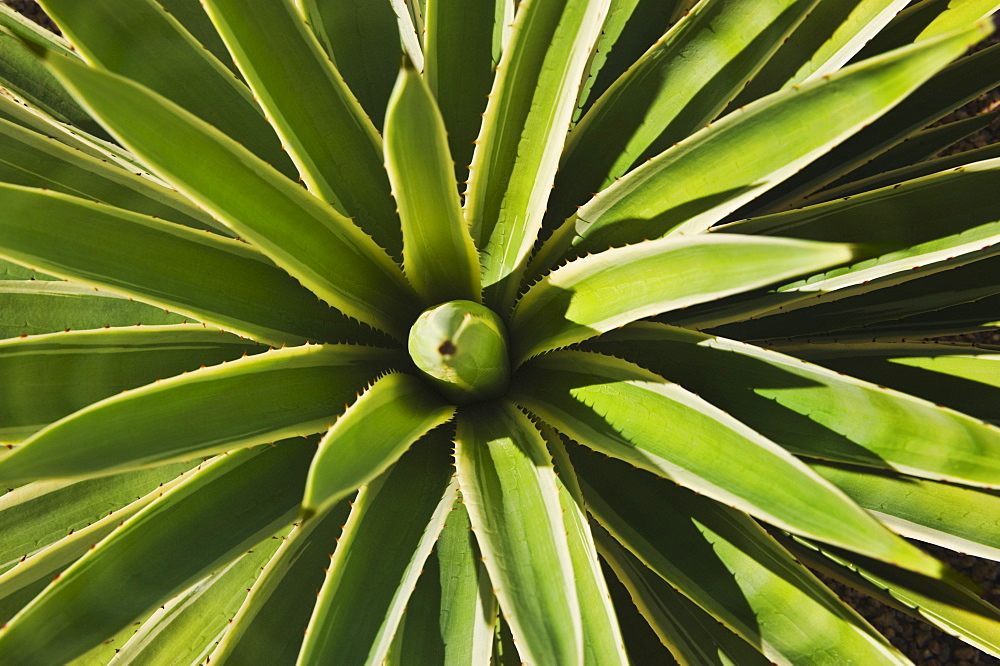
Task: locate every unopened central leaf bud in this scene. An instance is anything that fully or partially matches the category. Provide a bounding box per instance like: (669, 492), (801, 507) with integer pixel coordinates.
(408, 300), (511, 405)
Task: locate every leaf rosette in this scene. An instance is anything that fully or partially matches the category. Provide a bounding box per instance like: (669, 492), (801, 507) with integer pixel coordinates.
(0, 0), (999, 664)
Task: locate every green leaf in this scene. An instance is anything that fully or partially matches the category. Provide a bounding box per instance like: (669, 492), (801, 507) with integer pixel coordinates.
(384, 60), (481, 305)
(106, 541), (282, 666)
(393, 499), (499, 665)
(0, 344), (395, 484)
(595, 528), (775, 666)
(537, 23), (991, 261)
(721, 156), (1000, 260)
(302, 372), (455, 518)
(785, 534), (1000, 659)
(0, 463), (191, 573)
(744, 39), (1000, 214)
(424, 0), (507, 184)
(0, 88), (161, 179)
(511, 349), (954, 580)
(390, 554), (446, 664)
(389, 0), (426, 70)
(433, 499), (498, 665)
(0, 258), (53, 281)
(822, 351), (1000, 424)
(202, 0), (401, 256)
(576, 450), (909, 664)
(586, 323), (1000, 487)
(35, 50), (420, 338)
(818, 291), (1000, 340)
(156, 0), (244, 78)
(210, 500), (353, 665)
(888, 351), (1000, 388)
(0, 281), (188, 341)
(601, 558), (675, 664)
(0, 185), (356, 346)
(0, 6), (107, 137)
(703, 251), (1000, 341)
(720, 159), (1000, 249)
(0, 474), (188, 624)
(463, 0), (608, 309)
(833, 109), (1000, 186)
(727, 0), (910, 108)
(455, 402), (581, 665)
(300, 0), (403, 130)
(298, 435), (457, 664)
(817, 140), (1000, 201)
(492, 614), (522, 665)
(37, 0), (296, 178)
(551, 0), (820, 220)
(546, 432), (629, 665)
(0, 113), (224, 233)
(812, 462), (1000, 562)
(0, 327), (260, 443)
(855, 0), (1000, 59)
(570, 0), (675, 124)
(0, 441), (314, 665)
(512, 234), (853, 364)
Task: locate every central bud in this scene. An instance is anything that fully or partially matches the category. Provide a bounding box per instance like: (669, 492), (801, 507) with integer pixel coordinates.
(407, 300), (511, 405)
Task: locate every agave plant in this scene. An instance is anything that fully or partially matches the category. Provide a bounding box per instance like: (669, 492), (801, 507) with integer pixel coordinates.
(1, 0), (1000, 663)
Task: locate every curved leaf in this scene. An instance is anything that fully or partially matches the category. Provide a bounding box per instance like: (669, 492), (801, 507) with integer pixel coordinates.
(0, 88), (160, 178)
(37, 0), (296, 177)
(298, 435), (457, 665)
(302, 372), (455, 518)
(463, 0), (608, 309)
(0, 7), (105, 137)
(35, 50), (419, 338)
(512, 234), (853, 364)
(203, 0), (401, 255)
(536, 23), (990, 261)
(855, 0), (1000, 59)
(812, 462), (1000, 562)
(209, 500), (353, 665)
(106, 540), (283, 666)
(547, 433), (629, 665)
(728, 0), (910, 107)
(552, 0), (820, 220)
(0, 344), (396, 484)
(0, 281), (188, 342)
(299, 0), (401, 130)
(392, 499), (499, 665)
(570, 0), (675, 124)
(0, 462), (192, 573)
(384, 60), (481, 305)
(577, 449), (908, 664)
(688, 249), (1000, 339)
(596, 528), (777, 666)
(723, 157), (1000, 250)
(0, 114), (224, 233)
(424, 0), (507, 184)
(0, 185), (355, 346)
(786, 534), (1000, 660)
(0, 441), (314, 665)
(588, 323), (1000, 487)
(511, 349), (953, 581)
(743, 39), (1000, 215)
(455, 402), (582, 665)
(0, 327), (260, 443)
(832, 109), (1000, 187)
(0, 474), (184, 620)
(823, 351), (1000, 424)
(156, 0), (243, 78)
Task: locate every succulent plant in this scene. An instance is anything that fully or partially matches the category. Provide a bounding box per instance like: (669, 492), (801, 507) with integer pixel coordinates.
(1, 0), (1000, 663)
